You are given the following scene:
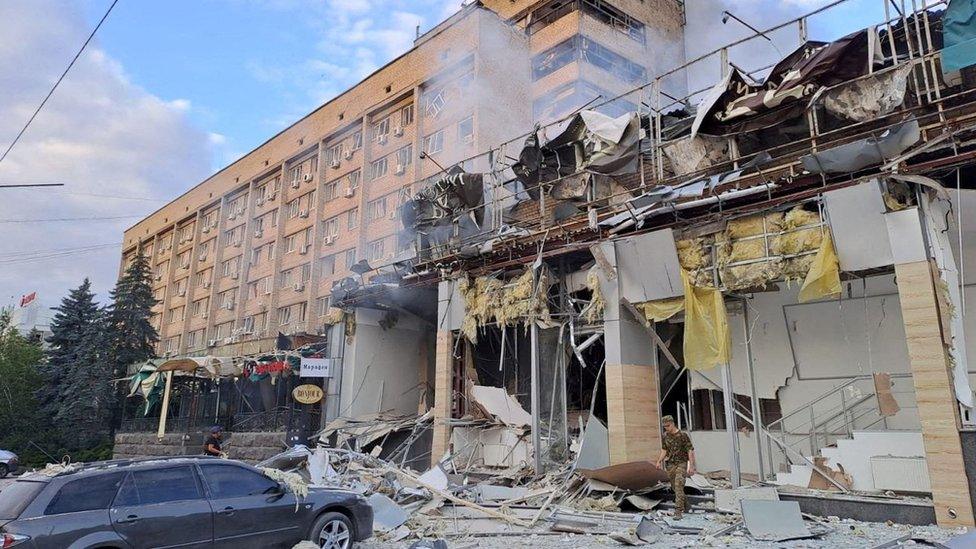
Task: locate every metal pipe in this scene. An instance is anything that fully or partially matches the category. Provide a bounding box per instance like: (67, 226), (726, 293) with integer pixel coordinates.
(721, 365), (741, 488)
(742, 300), (765, 482)
(530, 322), (542, 474)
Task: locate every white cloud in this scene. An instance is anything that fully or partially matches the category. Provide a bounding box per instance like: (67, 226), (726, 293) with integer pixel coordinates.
(0, 0), (212, 307)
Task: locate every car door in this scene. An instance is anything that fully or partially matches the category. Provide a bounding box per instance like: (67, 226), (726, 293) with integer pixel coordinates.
(110, 465), (214, 549)
(198, 462), (306, 548)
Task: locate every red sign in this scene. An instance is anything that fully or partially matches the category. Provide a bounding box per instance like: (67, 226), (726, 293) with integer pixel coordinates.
(19, 292), (36, 307)
(254, 360), (288, 375)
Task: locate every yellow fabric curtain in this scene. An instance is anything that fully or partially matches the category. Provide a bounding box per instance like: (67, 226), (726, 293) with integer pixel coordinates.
(798, 232), (842, 303)
(681, 269), (732, 370)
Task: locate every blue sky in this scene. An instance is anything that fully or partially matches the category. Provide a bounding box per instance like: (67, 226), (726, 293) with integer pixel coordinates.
(80, 0), (460, 170)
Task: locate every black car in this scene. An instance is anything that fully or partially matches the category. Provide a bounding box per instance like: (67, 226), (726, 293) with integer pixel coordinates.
(0, 456), (372, 549)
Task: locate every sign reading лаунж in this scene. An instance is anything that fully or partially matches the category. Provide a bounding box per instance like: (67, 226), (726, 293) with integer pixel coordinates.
(299, 357), (335, 378)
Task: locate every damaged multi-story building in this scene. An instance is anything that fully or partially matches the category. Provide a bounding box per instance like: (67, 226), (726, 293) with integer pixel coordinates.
(116, 0), (976, 532)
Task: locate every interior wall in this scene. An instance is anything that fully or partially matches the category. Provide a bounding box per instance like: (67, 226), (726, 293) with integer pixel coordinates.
(338, 307), (428, 419)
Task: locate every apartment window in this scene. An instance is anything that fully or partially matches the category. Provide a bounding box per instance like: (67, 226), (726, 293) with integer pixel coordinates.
(424, 89), (446, 118)
(328, 143), (343, 164)
(316, 296), (331, 316)
(195, 268), (213, 288)
(324, 179), (340, 202)
(165, 335), (181, 354)
(423, 130), (444, 155)
(351, 131), (363, 150)
(228, 196), (246, 217)
(370, 156), (389, 180)
(177, 224), (194, 244)
(219, 289), (235, 310)
(187, 329), (205, 350)
(214, 321), (233, 340)
(202, 210), (218, 229)
(322, 216), (339, 239)
(192, 297), (208, 317)
(277, 305), (292, 326)
(284, 232), (300, 253)
(221, 257), (240, 278)
(177, 250), (191, 270)
(320, 254), (336, 277)
(245, 280), (259, 301)
(168, 306), (185, 324)
(458, 116), (474, 143)
(348, 170), (361, 191)
(253, 215), (264, 235)
(345, 248), (357, 270)
(347, 208), (359, 230)
(373, 117), (390, 141)
(400, 104), (414, 127)
(243, 313), (264, 334)
(280, 268), (294, 288)
(174, 277), (188, 296)
(396, 144), (413, 170)
(255, 184), (267, 204)
(367, 238), (387, 261)
(287, 198), (300, 219)
(290, 163), (304, 185)
(366, 196), (388, 223)
(198, 240), (210, 261)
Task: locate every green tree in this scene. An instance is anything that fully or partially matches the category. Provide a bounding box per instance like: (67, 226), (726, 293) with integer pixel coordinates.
(0, 310), (46, 465)
(40, 279), (113, 453)
(105, 253), (159, 425)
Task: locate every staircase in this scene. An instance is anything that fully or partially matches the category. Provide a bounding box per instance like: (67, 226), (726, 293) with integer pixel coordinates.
(773, 430), (928, 492)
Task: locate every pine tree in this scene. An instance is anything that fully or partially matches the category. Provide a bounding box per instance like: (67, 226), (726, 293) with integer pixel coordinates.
(105, 253), (159, 425)
(0, 310), (46, 464)
(40, 279), (110, 452)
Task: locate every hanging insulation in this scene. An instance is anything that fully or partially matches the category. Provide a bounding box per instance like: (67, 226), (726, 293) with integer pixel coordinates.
(798, 232), (842, 302)
(641, 296), (685, 322)
(459, 268), (552, 343)
(682, 269), (732, 370)
(584, 267), (606, 323)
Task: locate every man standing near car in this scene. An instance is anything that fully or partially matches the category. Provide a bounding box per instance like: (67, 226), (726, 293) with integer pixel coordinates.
(654, 415), (696, 520)
(204, 426), (224, 457)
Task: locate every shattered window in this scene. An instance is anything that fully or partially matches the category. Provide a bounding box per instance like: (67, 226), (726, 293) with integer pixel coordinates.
(532, 36), (578, 80)
(424, 90), (446, 118)
(344, 248), (357, 269)
(367, 238), (386, 261)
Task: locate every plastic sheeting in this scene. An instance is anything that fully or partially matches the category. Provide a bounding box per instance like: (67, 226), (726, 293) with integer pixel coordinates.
(682, 270), (732, 371)
(942, 0), (976, 73)
(798, 233), (842, 303)
(641, 297), (685, 322)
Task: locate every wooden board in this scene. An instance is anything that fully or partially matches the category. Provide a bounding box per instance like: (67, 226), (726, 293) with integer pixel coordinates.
(895, 260), (975, 527)
(605, 362), (660, 464)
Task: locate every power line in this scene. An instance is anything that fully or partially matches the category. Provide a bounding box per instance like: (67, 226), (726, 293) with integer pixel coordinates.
(0, 0), (121, 166)
(0, 244), (120, 265)
(0, 214), (144, 223)
(0, 242), (121, 259)
(38, 190), (166, 202)
(0, 183), (65, 189)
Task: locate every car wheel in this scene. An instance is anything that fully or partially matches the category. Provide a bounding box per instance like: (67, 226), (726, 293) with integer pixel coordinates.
(0, 464), (8, 478)
(310, 511), (353, 549)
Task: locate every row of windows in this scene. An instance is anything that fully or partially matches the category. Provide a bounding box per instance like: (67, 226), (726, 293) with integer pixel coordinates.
(532, 35), (646, 84)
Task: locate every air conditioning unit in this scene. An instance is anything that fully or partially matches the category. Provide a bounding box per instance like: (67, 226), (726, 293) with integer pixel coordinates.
(230, 272), (239, 280)
(223, 302), (234, 310)
(254, 229), (263, 238)
(388, 210), (397, 220)
(223, 336), (235, 345)
(178, 289), (186, 297)
(229, 213), (237, 220)
(330, 159), (341, 169)
(265, 287), (273, 295)
(203, 279), (211, 288)
(268, 192), (277, 202)
(202, 312), (209, 319)
(155, 274), (163, 281)
(343, 150), (354, 160)
(393, 126), (404, 137)
(198, 253), (207, 261)
(394, 163), (405, 175)
(344, 187), (355, 198)
(377, 134), (388, 145)
(256, 198), (265, 206)
(294, 283), (305, 292)
(299, 245), (310, 255)
(233, 240), (242, 248)
(257, 303), (267, 312)
(304, 173), (314, 182)
(299, 209), (309, 219)
(325, 235), (337, 246)
(208, 339), (217, 347)
(202, 226), (210, 233)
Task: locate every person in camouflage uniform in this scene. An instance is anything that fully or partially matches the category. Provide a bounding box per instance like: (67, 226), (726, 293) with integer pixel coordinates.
(655, 415), (696, 519)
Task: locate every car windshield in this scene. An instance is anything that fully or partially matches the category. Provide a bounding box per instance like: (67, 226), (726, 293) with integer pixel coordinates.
(0, 480), (47, 520)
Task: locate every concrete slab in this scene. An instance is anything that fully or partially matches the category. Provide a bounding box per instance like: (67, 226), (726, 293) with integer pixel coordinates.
(714, 486), (779, 513)
(740, 500), (814, 542)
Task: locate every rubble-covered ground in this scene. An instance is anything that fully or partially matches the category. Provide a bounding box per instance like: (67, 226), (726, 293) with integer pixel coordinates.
(356, 510), (964, 548)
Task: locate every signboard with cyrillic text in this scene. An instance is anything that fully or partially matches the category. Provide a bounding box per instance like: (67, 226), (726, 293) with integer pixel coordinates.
(300, 357), (334, 378)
